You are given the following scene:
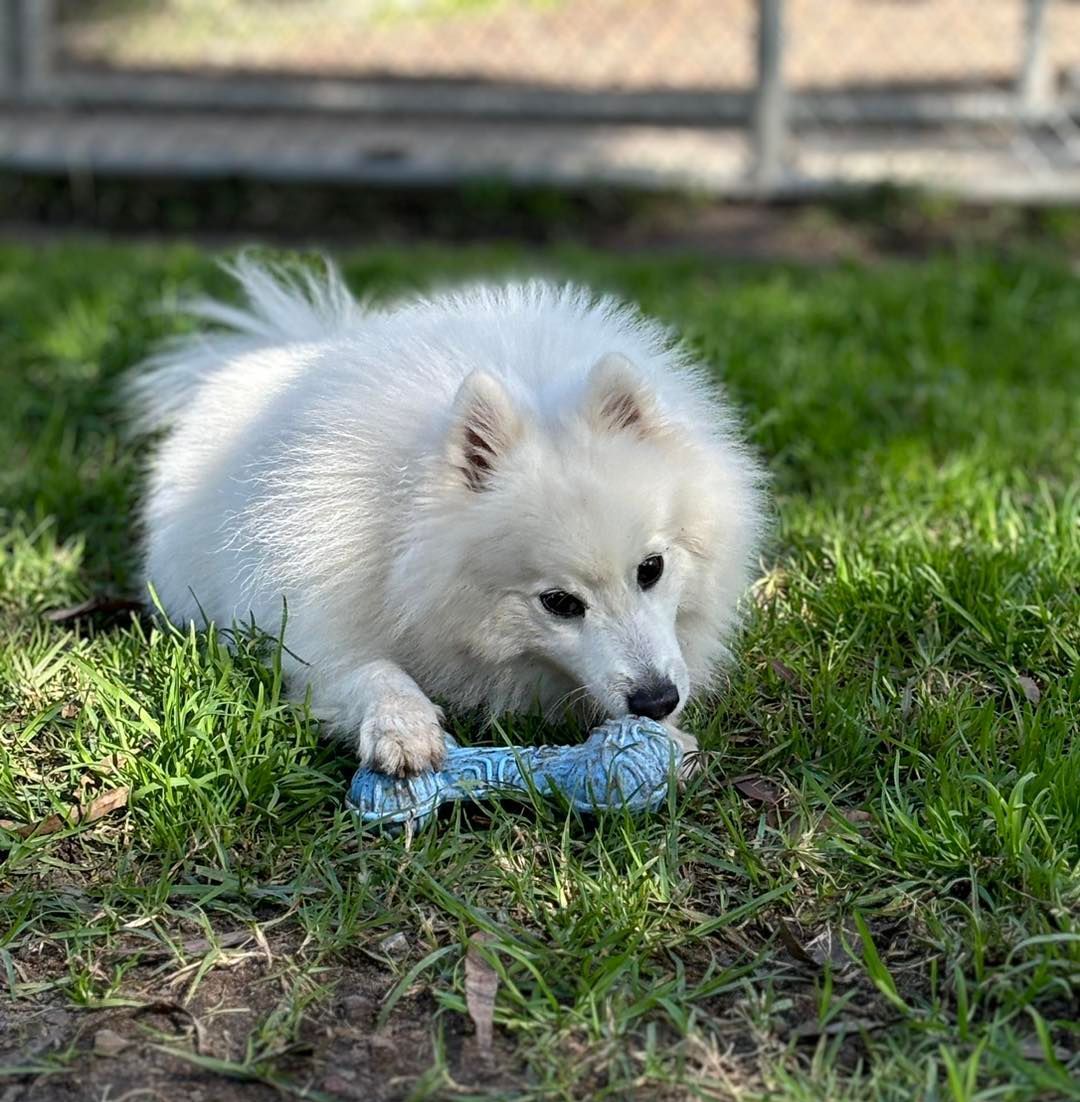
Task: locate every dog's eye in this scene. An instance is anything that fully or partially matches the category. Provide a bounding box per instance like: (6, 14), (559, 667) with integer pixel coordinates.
(539, 590), (586, 619)
(637, 554), (664, 590)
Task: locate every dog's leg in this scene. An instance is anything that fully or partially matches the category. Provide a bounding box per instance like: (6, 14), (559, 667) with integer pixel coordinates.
(314, 660), (446, 777)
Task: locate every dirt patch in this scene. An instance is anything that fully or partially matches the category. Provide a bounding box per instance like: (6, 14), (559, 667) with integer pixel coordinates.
(0, 940), (524, 1101)
(58, 0), (1080, 95)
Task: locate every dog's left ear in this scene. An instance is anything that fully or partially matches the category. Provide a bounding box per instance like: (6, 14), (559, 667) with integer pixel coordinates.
(583, 353), (662, 437)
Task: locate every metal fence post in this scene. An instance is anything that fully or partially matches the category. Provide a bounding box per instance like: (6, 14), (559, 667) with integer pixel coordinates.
(1019, 0), (1052, 115)
(0, 0), (16, 97)
(753, 0), (787, 193)
(0, 0), (52, 101)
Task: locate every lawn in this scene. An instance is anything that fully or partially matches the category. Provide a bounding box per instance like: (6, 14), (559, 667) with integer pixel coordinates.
(1, 241), (1078, 1101)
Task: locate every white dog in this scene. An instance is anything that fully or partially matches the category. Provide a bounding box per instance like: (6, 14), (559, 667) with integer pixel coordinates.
(130, 259), (766, 776)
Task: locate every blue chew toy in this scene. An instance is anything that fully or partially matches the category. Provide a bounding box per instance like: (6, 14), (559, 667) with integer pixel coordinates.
(346, 715), (680, 828)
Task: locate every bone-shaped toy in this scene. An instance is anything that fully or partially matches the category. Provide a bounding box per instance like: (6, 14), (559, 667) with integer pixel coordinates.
(346, 715), (681, 828)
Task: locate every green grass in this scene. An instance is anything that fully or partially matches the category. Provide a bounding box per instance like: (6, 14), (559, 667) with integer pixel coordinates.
(1, 241), (1078, 1100)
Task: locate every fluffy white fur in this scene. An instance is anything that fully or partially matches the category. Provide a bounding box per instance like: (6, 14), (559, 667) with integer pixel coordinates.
(130, 259), (766, 775)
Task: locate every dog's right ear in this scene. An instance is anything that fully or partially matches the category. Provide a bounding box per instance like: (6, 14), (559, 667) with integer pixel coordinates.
(446, 370), (523, 491)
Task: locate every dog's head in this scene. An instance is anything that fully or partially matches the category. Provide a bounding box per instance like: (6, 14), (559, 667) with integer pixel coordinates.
(404, 352), (763, 722)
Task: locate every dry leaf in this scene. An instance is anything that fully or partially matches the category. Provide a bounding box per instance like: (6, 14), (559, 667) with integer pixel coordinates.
(730, 774), (782, 806)
(45, 596), (143, 624)
(778, 922), (864, 973)
(93, 1028), (132, 1057)
(804, 925), (856, 970)
(791, 1016), (885, 1042)
(777, 921), (817, 966)
(321, 1074), (361, 1098)
(111, 929), (252, 962)
(89, 751), (132, 775)
(841, 808), (872, 824)
(378, 931), (409, 958)
(768, 658), (798, 686)
(1018, 1038), (1071, 1062)
(464, 933), (498, 1058)
(900, 681), (915, 718)
(0, 785), (129, 839)
(133, 1001), (207, 1054)
(1017, 676), (1041, 705)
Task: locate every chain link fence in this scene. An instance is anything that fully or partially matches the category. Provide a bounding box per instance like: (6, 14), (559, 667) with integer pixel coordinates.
(1, 0), (1078, 199)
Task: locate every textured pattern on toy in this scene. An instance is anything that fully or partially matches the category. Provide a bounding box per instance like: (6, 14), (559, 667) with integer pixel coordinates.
(346, 715), (680, 827)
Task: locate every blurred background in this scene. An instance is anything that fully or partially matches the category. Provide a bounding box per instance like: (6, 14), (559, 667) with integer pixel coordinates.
(1, 11), (1079, 1100)
(1, 0), (1078, 237)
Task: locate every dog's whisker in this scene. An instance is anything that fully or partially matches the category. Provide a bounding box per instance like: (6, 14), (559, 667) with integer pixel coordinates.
(542, 685), (591, 722)
(542, 678), (615, 729)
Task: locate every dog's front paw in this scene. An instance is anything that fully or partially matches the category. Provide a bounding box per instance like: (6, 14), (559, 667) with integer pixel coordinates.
(663, 724), (702, 781)
(358, 695), (447, 777)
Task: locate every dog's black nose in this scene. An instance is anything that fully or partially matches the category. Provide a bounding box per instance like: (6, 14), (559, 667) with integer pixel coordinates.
(627, 680), (680, 721)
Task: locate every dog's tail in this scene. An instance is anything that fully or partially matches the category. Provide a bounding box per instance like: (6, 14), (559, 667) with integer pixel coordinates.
(127, 254), (362, 435)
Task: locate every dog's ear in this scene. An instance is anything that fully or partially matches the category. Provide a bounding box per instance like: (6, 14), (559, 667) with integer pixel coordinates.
(583, 353), (661, 437)
(447, 370), (523, 491)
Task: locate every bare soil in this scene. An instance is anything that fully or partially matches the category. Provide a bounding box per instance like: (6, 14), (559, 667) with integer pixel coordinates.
(59, 0), (1080, 94)
(0, 936), (524, 1101)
